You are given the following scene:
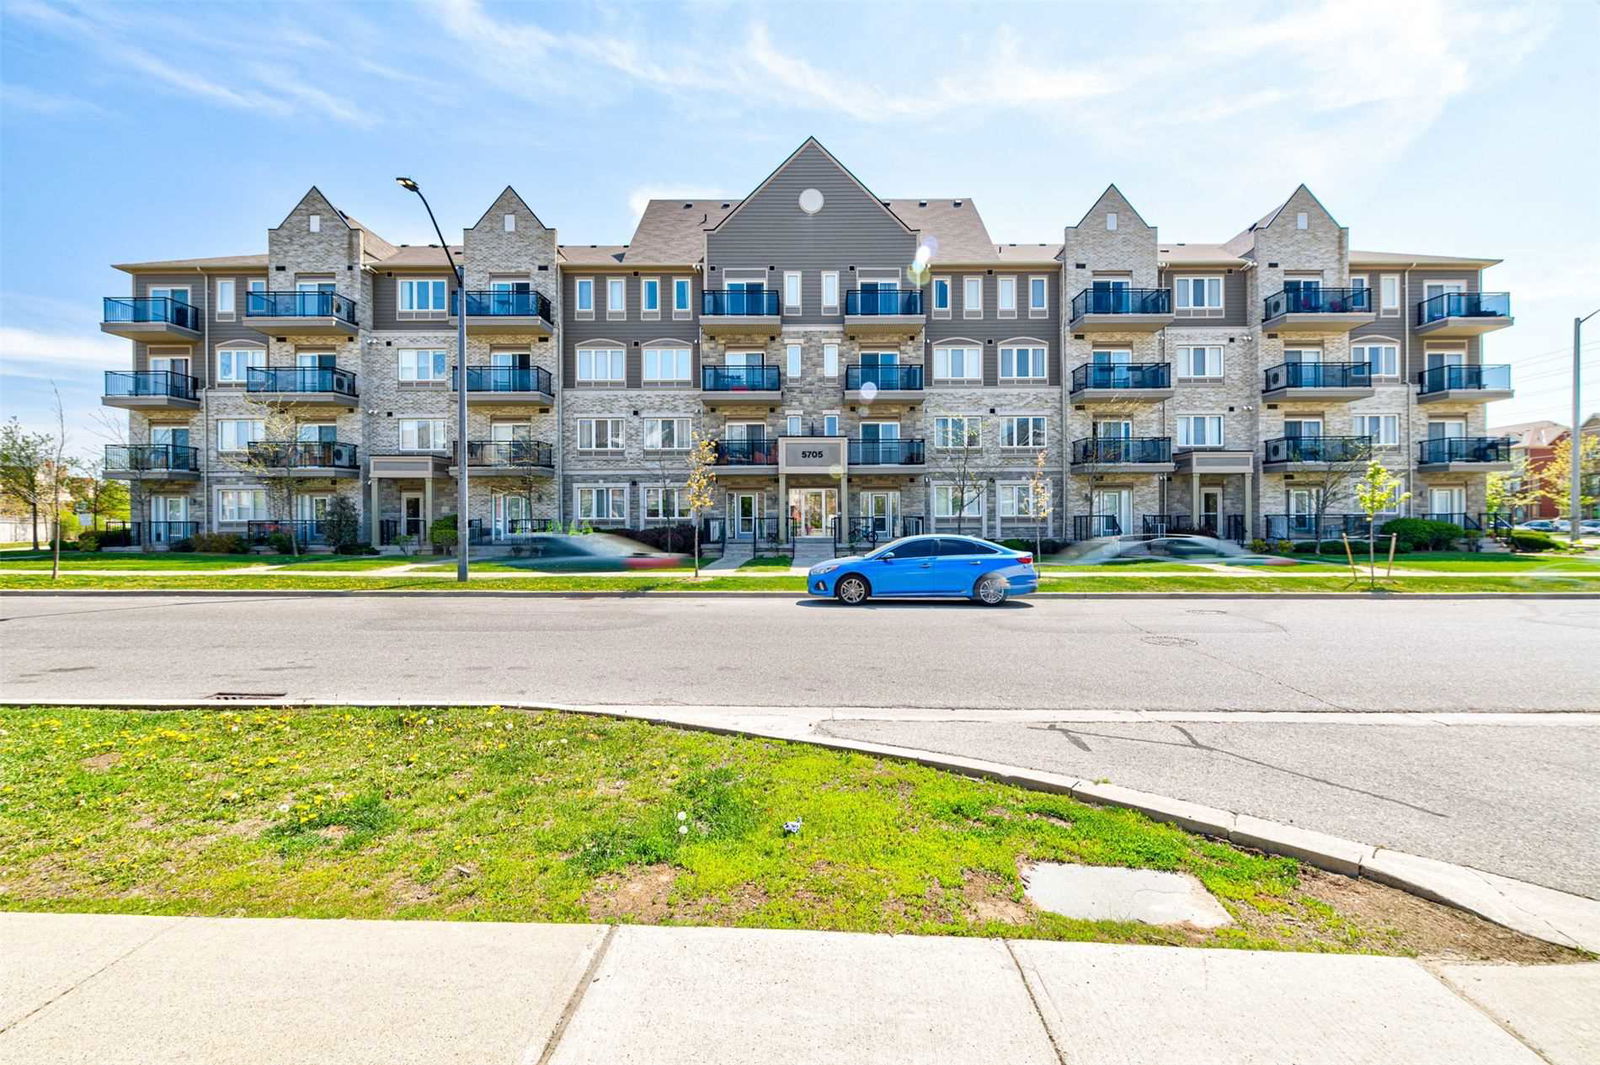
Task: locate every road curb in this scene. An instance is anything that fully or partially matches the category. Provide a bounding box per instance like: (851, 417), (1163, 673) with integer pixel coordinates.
(10, 697), (1598, 952)
(3, 589), (1598, 600)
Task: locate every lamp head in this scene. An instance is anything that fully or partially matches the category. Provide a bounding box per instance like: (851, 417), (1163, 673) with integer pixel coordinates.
(395, 177), (419, 193)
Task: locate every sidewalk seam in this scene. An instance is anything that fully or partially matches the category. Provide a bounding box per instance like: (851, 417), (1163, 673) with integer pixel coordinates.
(530, 924), (616, 1065)
(1003, 939), (1067, 1065)
(0, 916), (186, 1036)
(1419, 960), (1558, 1065)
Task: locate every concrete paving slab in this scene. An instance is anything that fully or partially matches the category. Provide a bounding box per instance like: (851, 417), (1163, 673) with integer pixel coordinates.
(0, 913), (178, 1030)
(0, 915), (606, 1065)
(1230, 813), (1374, 876)
(1010, 940), (1546, 1065)
(546, 925), (1059, 1065)
(1433, 963), (1600, 1065)
(1021, 862), (1232, 929)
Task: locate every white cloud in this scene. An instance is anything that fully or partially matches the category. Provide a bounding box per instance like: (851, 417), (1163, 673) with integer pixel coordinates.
(0, 325), (126, 380)
(0, 83), (107, 116)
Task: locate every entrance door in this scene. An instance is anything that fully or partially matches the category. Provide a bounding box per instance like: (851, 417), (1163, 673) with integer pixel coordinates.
(295, 494), (330, 542)
(1428, 487), (1466, 523)
(1090, 276), (1130, 313)
(147, 354), (191, 378)
(1091, 348), (1133, 388)
(150, 495), (187, 544)
(861, 491), (899, 542)
(1289, 488), (1321, 538)
(150, 425), (189, 448)
(789, 488), (838, 539)
(1200, 488), (1222, 534)
(493, 492), (531, 540)
(401, 492), (425, 541)
(729, 492), (760, 539)
(1091, 489), (1132, 537)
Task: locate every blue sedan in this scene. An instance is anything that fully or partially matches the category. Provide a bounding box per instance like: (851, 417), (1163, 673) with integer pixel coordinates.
(807, 535), (1038, 605)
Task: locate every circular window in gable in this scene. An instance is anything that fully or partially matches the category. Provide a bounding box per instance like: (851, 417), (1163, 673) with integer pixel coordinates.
(798, 188), (824, 215)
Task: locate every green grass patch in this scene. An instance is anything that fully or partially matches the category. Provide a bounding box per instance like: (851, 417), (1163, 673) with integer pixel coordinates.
(0, 551), (403, 571)
(739, 556), (795, 569)
(0, 704), (1432, 952)
(0, 573), (809, 593)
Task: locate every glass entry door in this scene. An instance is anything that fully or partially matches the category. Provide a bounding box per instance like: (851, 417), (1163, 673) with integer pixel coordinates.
(728, 492), (760, 539)
(150, 496), (187, 543)
(788, 488), (838, 539)
(862, 491), (898, 541)
(1091, 489), (1132, 536)
(401, 492), (426, 540)
(1200, 488), (1221, 533)
(493, 492), (531, 539)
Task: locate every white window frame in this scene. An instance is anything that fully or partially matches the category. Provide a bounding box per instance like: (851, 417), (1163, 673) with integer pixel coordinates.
(997, 481), (1040, 518)
(398, 277), (449, 319)
(933, 415), (982, 450)
(786, 343), (803, 379)
(216, 419), (264, 453)
(1379, 274), (1401, 316)
(963, 276), (983, 319)
(823, 343), (839, 378)
(821, 271), (839, 315)
(1176, 345), (1224, 380)
(643, 417), (691, 451)
(397, 348), (448, 384)
(932, 276), (951, 319)
(1173, 276), (1224, 318)
(214, 278), (236, 320)
(1176, 414), (1225, 449)
(308, 214), (320, 233)
(641, 278), (661, 321)
(575, 485), (628, 523)
(575, 278), (595, 320)
(606, 277), (626, 320)
(999, 340), (1047, 381)
(822, 413), (840, 437)
(503, 213), (516, 233)
(641, 344), (690, 386)
(672, 277), (692, 320)
(997, 276), (1017, 319)
(644, 486), (691, 522)
(1355, 414), (1400, 447)
(398, 418), (447, 452)
(1106, 212), (1118, 231)
(1028, 276), (1048, 318)
(576, 344), (626, 387)
(934, 483), (985, 519)
(786, 412), (803, 437)
(215, 344), (265, 385)
(216, 488), (268, 523)
(578, 418), (625, 451)
(1295, 211), (1309, 230)
(783, 271), (802, 315)
(1000, 415), (1047, 449)
(932, 342), (983, 383)
(1351, 339), (1400, 379)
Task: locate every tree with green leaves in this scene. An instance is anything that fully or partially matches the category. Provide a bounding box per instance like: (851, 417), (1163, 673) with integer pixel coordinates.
(684, 428), (718, 578)
(0, 416), (53, 549)
(1025, 447), (1054, 562)
(1353, 460), (1410, 589)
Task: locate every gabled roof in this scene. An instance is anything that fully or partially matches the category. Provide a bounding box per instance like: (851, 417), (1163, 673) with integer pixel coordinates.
(994, 243), (1064, 263)
(1489, 419), (1566, 448)
(885, 199), (994, 262)
(377, 245), (462, 268)
(113, 253), (269, 273)
(625, 199), (738, 265)
(1347, 249), (1501, 268)
(1072, 184), (1151, 230)
(271, 187), (350, 232)
(470, 186), (547, 232)
(707, 137), (913, 238)
(558, 244), (629, 266)
(1157, 243), (1247, 267)
(1224, 184), (1341, 257)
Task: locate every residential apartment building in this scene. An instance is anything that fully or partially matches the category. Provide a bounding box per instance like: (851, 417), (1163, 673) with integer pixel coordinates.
(99, 138), (1517, 550)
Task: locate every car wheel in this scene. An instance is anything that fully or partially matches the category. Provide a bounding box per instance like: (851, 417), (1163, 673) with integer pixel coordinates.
(974, 575), (1008, 606)
(835, 575), (870, 605)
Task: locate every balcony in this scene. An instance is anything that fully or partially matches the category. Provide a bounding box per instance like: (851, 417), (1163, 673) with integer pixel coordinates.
(1262, 436), (1371, 470)
(845, 364), (924, 401)
(700, 289), (780, 334)
(245, 440), (360, 475)
(1416, 364), (1514, 404)
(454, 289), (553, 336)
(102, 520), (199, 548)
(714, 439), (780, 467)
(1416, 436), (1514, 472)
(245, 520), (329, 546)
(245, 291), (359, 336)
(1070, 436), (1175, 472)
(1260, 287), (1375, 331)
(1415, 292), (1512, 337)
(101, 296), (202, 342)
(1072, 515), (1125, 539)
(1070, 362), (1174, 402)
(845, 289), (924, 333)
(1261, 361), (1375, 401)
(700, 365), (782, 406)
(104, 444), (200, 480)
(245, 366), (358, 406)
(848, 438), (926, 468)
(1068, 288), (1173, 333)
(465, 365), (554, 405)
(1263, 514), (1372, 542)
(452, 439), (555, 476)
(102, 370), (200, 411)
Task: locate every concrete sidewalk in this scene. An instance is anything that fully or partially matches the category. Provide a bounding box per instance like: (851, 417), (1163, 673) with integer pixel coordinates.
(2, 912), (1594, 1064)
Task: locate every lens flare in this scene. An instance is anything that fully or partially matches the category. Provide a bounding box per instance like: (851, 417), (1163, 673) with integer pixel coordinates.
(859, 381), (879, 403)
(906, 237), (939, 286)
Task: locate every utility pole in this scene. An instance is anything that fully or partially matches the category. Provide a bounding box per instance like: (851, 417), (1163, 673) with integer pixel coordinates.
(1574, 309), (1598, 546)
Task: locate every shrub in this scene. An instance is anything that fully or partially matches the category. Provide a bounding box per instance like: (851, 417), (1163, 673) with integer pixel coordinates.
(1380, 518), (1462, 552)
(265, 531), (296, 554)
(1509, 530), (1558, 553)
(98, 527), (135, 548)
(75, 531), (102, 552)
(1249, 538), (1270, 554)
(1274, 540), (1294, 555)
(621, 523), (696, 552)
(333, 542), (378, 555)
(169, 537), (195, 553)
(998, 537), (1065, 555)
(191, 531), (248, 554)
(429, 514), (458, 553)
(324, 496), (361, 549)
(54, 513), (81, 541)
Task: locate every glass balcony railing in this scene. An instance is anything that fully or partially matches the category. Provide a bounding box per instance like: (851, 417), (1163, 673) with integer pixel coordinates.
(846, 289), (923, 315)
(1262, 362), (1373, 390)
(848, 438), (925, 465)
(1262, 287), (1372, 319)
(1071, 437), (1172, 464)
(463, 440), (555, 467)
(845, 364), (924, 391)
(1070, 287), (1171, 318)
(465, 366), (553, 394)
(103, 370), (198, 400)
(1417, 291), (1511, 325)
(702, 365), (781, 391)
(1417, 364), (1512, 395)
(701, 289), (780, 316)
(715, 439), (779, 465)
(245, 290), (357, 322)
(102, 296), (200, 330)
(456, 289), (552, 321)
(105, 444), (200, 473)
(1417, 437), (1514, 465)
(1071, 363), (1171, 392)
(1263, 436), (1371, 464)
(246, 367), (357, 396)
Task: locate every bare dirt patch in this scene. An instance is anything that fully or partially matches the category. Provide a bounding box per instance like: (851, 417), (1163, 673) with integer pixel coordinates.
(316, 825), (350, 843)
(80, 751), (121, 771)
(581, 863), (677, 922)
(962, 870), (1034, 925)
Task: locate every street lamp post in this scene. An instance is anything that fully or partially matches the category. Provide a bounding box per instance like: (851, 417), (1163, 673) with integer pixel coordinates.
(1573, 309), (1599, 546)
(397, 177), (470, 582)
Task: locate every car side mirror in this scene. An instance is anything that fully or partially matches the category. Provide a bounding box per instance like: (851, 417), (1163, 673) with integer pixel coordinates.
(879, 552), (895, 561)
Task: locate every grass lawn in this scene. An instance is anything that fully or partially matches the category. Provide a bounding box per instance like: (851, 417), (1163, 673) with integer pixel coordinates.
(0, 551), (404, 571)
(739, 556), (795, 569)
(409, 556), (718, 574)
(0, 703), (1529, 956)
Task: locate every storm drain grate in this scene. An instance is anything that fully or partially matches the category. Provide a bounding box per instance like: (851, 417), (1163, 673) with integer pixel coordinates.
(207, 692), (288, 701)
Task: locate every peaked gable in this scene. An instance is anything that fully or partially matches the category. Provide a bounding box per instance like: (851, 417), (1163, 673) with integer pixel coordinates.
(469, 186), (549, 234)
(1072, 184), (1152, 231)
(271, 187), (350, 232)
(709, 137), (912, 237)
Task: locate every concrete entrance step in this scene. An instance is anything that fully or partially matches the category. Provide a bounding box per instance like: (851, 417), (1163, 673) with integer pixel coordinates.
(790, 540), (838, 568)
(704, 542), (757, 571)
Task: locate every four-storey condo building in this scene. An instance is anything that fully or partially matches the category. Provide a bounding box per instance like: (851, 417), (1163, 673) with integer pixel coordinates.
(100, 138), (1516, 551)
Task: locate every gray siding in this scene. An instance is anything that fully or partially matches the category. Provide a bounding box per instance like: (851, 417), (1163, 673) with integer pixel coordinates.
(1158, 267), (1248, 328)
(925, 270), (1062, 386)
(561, 271), (702, 388)
(369, 270), (460, 332)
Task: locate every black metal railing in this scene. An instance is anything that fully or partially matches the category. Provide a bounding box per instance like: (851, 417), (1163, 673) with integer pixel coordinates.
(845, 364), (924, 391)
(245, 290), (357, 323)
(1071, 362), (1171, 392)
(848, 439), (926, 465)
(456, 289), (552, 321)
(1417, 437), (1513, 465)
(467, 518), (555, 544)
(702, 289), (780, 316)
(103, 370), (198, 401)
(465, 365), (554, 395)
(1262, 287), (1372, 319)
(843, 516), (923, 547)
(103, 520), (198, 546)
(246, 366), (357, 396)
(714, 439), (780, 465)
(102, 296), (199, 330)
(245, 441), (359, 468)
(1417, 364), (1512, 395)
(1263, 514), (1372, 541)
(1263, 436), (1371, 464)
(1071, 287), (1171, 318)
(1417, 291), (1510, 325)
(1071, 437), (1172, 464)
(846, 289), (923, 315)
(463, 440), (555, 467)
(1481, 513), (1517, 540)
(702, 365), (781, 391)
(1262, 362), (1373, 391)
(1072, 515), (1123, 539)
(1140, 514), (1246, 543)
(247, 519), (328, 545)
(1421, 513), (1478, 530)
(105, 444), (199, 473)
(379, 518), (430, 546)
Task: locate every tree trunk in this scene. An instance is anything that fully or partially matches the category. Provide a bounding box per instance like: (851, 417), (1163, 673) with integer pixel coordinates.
(693, 524), (701, 578)
(30, 502), (38, 550)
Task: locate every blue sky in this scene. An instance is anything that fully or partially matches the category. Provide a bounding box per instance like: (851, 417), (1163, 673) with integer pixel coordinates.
(2, 0), (1596, 456)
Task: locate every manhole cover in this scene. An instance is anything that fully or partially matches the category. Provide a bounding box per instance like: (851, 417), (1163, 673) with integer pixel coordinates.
(1140, 635), (1196, 647)
(207, 692), (287, 701)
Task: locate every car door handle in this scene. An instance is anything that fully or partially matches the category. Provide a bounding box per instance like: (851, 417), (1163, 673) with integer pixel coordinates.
(968, 560), (982, 565)
(919, 562), (933, 568)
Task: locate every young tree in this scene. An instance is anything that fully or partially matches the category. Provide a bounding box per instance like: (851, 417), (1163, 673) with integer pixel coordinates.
(1353, 460), (1410, 589)
(91, 409), (154, 553)
(1486, 468), (1538, 526)
(946, 417), (986, 537)
(1025, 447), (1054, 561)
(1298, 438), (1373, 552)
(0, 416), (52, 549)
(48, 386), (69, 580)
(230, 401), (303, 556)
(323, 495), (361, 551)
(1536, 431), (1600, 525)
(70, 455), (130, 532)
(684, 429), (718, 578)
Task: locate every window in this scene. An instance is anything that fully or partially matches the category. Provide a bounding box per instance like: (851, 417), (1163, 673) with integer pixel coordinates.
(398, 278), (448, 318)
(1349, 274), (1369, 297)
(786, 413), (803, 436)
(642, 279), (660, 319)
(998, 483), (1041, 517)
(1001, 416), (1046, 448)
(644, 418), (690, 450)
(821, 271), (839, 313)
(673, 278), (692, 319)
(934, 416), (981, 449)
(823, 413), (840, 436)
(932, 277), (951, 317)
(1379, 274), (1400, 316)
(578, 418), (625, 450)
(398, 348), (448, 383)
(1296, 211), (1309, 230)
(784, 271), (802, 313)
(999, 343), (1046, 380)
(308, 214), (320, 233)
(963, 277), (982, 318)
(398, 418), (447, 451)
(1354, 415), (1400, 446)
(217, 489), (268, 522)
(823, 343), (839, 378)
(1176, 346), (1223, 379)
(644, 487), (690, 521)
(606, 278), (626, 319)
(1106, 212), (1118, 231)
(1176, 415), (1225, 448)
(215, 278), (235, 319)
(247, 278), (266, 296)
(577, 486), (626, 522)
(642, 345), (690, 385)
(216, 345), (264, 384)
(933, 344), (982, 382)
(575, 278), (595, 319)
(1174, 276), (1223, 317)
(1029, 276), (1048, 317)
(786, 343), (802, 379)
(216, 420), (263, 452)
(1351, 341), (1399, 378)
(934, 484), (984, 519)
(997, 276), (1017, 318)
(577, 345), (625, 385)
